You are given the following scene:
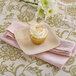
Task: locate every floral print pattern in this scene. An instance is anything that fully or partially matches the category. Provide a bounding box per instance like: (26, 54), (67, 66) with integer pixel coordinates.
(0, 0), (76, 76)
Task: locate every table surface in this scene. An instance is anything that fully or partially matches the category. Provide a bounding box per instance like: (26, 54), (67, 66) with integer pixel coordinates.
(0, 0), (76, 76)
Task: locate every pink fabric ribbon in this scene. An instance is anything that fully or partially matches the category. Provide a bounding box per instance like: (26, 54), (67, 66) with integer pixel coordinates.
(0, 21), (76, 69)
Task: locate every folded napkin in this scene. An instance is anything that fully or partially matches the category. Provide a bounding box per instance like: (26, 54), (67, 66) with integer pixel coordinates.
(0, 21), (76, 69)
(6, 21), (76, 56)
(50, 38), (76, 56)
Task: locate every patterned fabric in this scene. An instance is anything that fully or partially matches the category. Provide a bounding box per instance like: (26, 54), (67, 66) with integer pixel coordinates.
(0, 0), (76, 76)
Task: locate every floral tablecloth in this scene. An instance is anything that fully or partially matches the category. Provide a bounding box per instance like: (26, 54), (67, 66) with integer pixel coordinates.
(0, 0), (76, 76)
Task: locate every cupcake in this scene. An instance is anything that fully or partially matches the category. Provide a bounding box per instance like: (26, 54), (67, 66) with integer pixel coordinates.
(30, 24), (48, 45)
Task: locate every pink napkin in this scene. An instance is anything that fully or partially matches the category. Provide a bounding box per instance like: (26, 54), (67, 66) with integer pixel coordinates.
(0, 21), (76, 69)
(49, 39), (76, 56)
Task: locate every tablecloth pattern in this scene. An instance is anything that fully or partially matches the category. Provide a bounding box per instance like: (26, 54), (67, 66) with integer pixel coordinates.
(0, 0), (76, 76)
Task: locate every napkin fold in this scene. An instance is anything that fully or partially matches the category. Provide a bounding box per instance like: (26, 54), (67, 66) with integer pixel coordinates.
(0, 21), (76, 69)
(50, 38), (76, 56)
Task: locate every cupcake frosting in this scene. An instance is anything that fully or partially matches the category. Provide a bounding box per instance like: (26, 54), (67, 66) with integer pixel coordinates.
(30, 24), (48, 38)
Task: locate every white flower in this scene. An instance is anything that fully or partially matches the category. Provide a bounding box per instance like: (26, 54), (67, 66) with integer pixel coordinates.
(40, 0), (51, 8)
(46, 1), (58, 17)
(36, 0), (58, 19)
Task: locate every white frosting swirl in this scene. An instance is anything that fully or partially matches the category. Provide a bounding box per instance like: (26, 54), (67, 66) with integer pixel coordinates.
(30, 24), (48, 38)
